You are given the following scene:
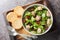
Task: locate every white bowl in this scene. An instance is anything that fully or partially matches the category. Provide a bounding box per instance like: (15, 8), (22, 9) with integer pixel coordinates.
(22, 4), (53, 35)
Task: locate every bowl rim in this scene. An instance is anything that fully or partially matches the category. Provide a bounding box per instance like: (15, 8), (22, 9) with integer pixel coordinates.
(22, 4), (53, 35)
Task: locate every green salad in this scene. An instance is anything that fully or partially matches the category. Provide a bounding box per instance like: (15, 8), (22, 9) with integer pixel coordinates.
(22, 5), (52, 34)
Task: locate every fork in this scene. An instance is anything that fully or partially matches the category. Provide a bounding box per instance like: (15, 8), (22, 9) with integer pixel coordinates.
(7, 26), (38, 40)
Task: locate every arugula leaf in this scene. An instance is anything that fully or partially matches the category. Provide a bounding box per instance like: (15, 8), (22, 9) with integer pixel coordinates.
(30, 25), (33, 28)
(39, 25), (43, 29)
(25, 19), (31, 25)
(33, 23), (39, 29)
(34, 8), (38, 12)
(31, 31), (37, 34)
(39, 25), (45, 33)
(24, 11), (32, 17)
(42, 13), (46, 18)
(25, 20), (29, 25)
(42, 9), (48, 21)
(42, 16), (48, 21)
(36, 10), (42, 16)
(40, 21), (46, 25)
(42, 9), (47, 14)
(31, 16), (35, 22)
(34, 5), (38, 9)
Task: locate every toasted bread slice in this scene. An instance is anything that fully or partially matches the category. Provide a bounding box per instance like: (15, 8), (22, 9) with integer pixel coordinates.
(14, 6), (24, 16)
(12, 18), (23, 29)
(6, 12), (17, 22)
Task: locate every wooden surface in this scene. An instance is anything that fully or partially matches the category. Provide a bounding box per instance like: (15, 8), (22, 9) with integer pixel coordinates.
(0, 0), (60, 40)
